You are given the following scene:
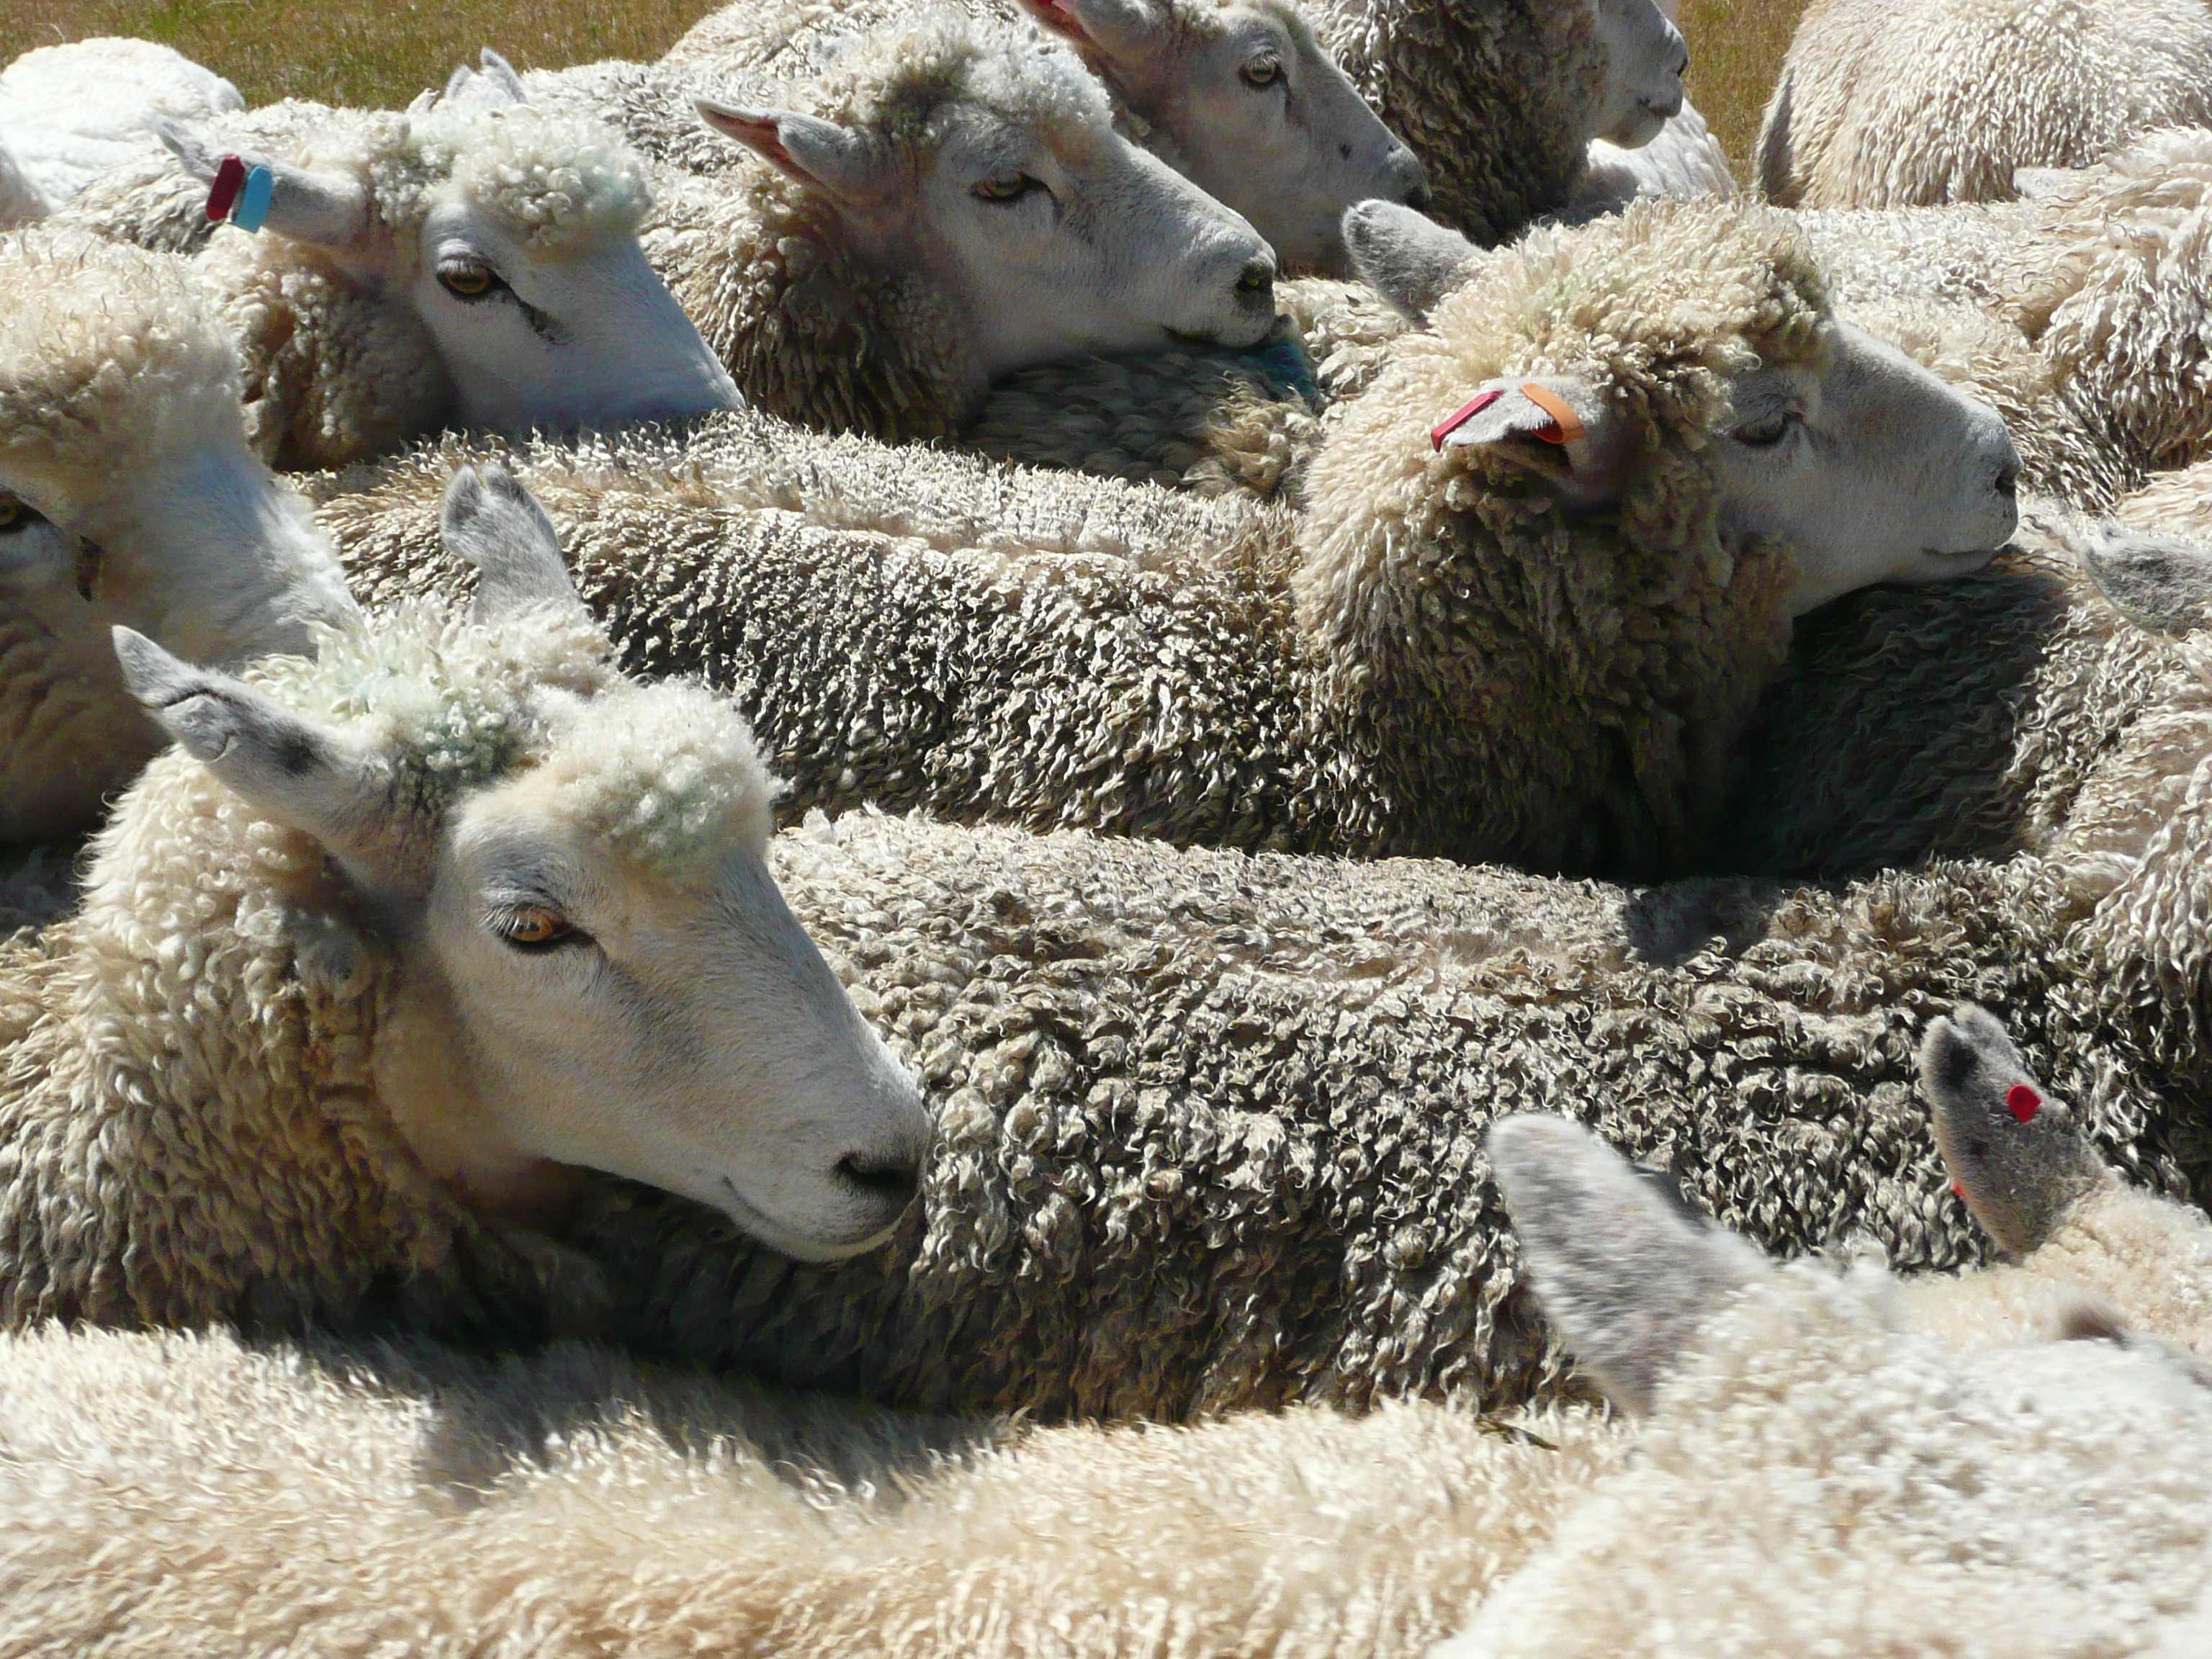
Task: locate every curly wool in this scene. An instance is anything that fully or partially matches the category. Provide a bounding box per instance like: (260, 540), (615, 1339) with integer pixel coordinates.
(328, 202), (1817, 876)
(1307, 0), (1607, 241)
(1755, 0), (2212, 210)
(0, 596), (648, 1338)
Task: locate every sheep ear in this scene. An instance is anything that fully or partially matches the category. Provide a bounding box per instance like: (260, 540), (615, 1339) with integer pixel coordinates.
(157, 120), (373, 252)
(1433, 374), (1624, 508)
(694, 101), (889, 204)
(1345, 199), (1482, 322)
(1488, 1115), (1763, 1415)
(436, 49), (529, 113)
(2076, 523), (2212, 640)
(1918, 1004), (2108, 1259)
(1013, 0), (1164, 58)
(111, 627), (412, 893)
(474, 48), (529, 104)
(440, 463), (587, 627)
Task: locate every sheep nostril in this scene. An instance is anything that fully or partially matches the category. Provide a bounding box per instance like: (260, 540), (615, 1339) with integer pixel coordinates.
(1995, 460), (2020, 499)
(1678, 46), (1691, 76)
(1236, 256), (1276, 302)
(837, 1151), (920, 1208)
(1404, 181), (1431, 212)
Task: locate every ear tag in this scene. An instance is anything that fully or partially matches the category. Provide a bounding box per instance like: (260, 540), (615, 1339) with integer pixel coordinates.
(231, 165), (276, 233)
(205, 154), (247, 222)
(1431, 387), (1504, 451)
(2005, 1084), (2042, 1123)
(1519, 381), (1586, 446)
(1951, 1179), (1967, 1199)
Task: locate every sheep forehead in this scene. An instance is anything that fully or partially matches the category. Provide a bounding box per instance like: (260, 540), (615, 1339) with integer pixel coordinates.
(403, 107), (652, 253)
(523, 680), (778, 881)
(0, 230), (243, 484)
(814, 12), (1113, 154)
(1436, 202), (1830, 395)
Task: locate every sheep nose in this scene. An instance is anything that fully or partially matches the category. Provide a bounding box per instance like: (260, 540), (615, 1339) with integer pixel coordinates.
(1676, 43), (1691, 76)
(1404, 182), (1432, 212)
(1236, 255), (1277, 305)
(1994, 459), (2020, 499)
(837, 1149), (921, 1210)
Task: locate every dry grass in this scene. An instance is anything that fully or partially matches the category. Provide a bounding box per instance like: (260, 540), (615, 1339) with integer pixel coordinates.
(15, 0), (1810, 176)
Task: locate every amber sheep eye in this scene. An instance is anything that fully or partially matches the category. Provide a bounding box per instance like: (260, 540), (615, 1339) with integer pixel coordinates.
(0, 496), (24, 531)
(1239, 58), (1282, 88)
(497, 906), (577, 950)
(438, 261), (499, 299)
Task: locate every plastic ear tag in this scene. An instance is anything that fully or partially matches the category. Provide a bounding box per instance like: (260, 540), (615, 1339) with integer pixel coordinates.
(232, 164), (276, 233)
(1519, 381), (1586, 446)
(1431, 387), (1503, 451)
(2005, 1084), (2042, 1123)
(205, 154), (247, 222)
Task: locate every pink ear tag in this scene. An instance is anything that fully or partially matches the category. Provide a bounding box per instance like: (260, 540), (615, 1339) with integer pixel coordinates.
(1431, 387), (1503, 451)
(205, 154), (248, 223)
(2005, 1084), (2042, 1123)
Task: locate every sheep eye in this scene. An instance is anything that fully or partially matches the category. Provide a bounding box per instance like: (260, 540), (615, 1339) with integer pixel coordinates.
(972, 173), (1044, 204)
(1240, 58), (1283, 88)
(495, 905), (582, 951)
(1731, 410), (1797, 448)
(437, 259), (503, 300)
(0, 495), (37, 533)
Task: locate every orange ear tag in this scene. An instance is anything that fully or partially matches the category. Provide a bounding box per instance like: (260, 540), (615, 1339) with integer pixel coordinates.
(1519, 382), (1585, 446)
(1431, 387), (1503, 451)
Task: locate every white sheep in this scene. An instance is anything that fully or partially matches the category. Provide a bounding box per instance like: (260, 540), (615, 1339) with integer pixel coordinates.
(0, 37), (242, 211)
(0, 460), (927, 1336)
(325, 197), (2018, 877)
(641, 10), (1282, 439)
(1305, 0), (1688, 241)
(48, 56), (739, 468)
(1571, 0), (1733, 212)
(6, 1012), (2212, 1655)
(1756, 0), (2212, 209)
(1, 228), (355, 845)
(658, 0), (1429, 277)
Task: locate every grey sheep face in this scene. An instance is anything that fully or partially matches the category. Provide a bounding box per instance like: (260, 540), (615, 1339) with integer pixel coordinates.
(1017, 0), (1428, 275)
(1589, 0), (1687, 148)
(695, 33), (1280, 379)
(110, 466), (929, 1264)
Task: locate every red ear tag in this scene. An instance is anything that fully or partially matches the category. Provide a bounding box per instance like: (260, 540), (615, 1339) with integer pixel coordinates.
(2005, 1084), (2042, 1123)
(1951, 1179), (1967, 1198)
(206, 154), (248, 224)
(1519, 381), (1586, 446)
(1431, 387), (1503, 451)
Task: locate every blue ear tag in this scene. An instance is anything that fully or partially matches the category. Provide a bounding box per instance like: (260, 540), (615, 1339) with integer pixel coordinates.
(230, 164), (276, 233)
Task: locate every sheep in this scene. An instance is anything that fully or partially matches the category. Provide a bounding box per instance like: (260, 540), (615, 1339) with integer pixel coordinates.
(8, 1021), (2212, 1655)
(1755, 0), (2212, 210)
(324, 199), (2017, 878)
(1571, 0), (1732, 213)
(1305, 0), (1687, 242)
(47, 60), (739, 469)
(637, 11), (1283, 441)
(656, 0), (1428, 278)
(0, 37), (242, 212)
(1, 228), (356, 845)
(0, 460), (928, 1340)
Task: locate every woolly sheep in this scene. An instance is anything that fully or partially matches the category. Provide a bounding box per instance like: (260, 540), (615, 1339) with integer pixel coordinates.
(0, 462), (927, 1337)
(8, 1020), (2212, 1655)
(0, 37), (242, 212)
(1306, 0), (1686, 241)
(326, 199), (2017, 877)
(50, 60), (739, 469)
(1, 229), (355, 844)
(661, 0), (1428, 276)
(1755, 0), (2212, 209)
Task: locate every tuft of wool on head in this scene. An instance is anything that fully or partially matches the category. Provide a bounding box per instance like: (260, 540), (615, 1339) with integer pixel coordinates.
(0, 228), (243, 486)
(801, 10), (1112, 153)
(405, 104), (654, 254)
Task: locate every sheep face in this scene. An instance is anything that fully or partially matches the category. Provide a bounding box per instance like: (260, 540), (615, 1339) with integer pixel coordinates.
(1014, 0), (1427, 276)
(697, 16), (1280, 382)
(112, 467), (929, 1263)
(161, 95), (740, 445)
(1709, 323), (2018, 615)
(0, 230), (353, 842)
(1587, 0), (1687, 149)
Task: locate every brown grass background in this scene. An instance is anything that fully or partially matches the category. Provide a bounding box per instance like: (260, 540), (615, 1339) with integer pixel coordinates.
(13, 0), (1809, 179)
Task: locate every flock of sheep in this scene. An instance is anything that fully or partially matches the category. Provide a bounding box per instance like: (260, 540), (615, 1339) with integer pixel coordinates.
(6, 0), (2212, 1646)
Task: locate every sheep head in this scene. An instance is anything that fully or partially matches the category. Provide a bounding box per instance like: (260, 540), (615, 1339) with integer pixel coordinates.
(1015, 0), (1427, 276)
(692, 10), (1277, 413)
(107, 464), (927, 1262)
(158, 59), (739, 458)
(0, 229), (354, 842)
